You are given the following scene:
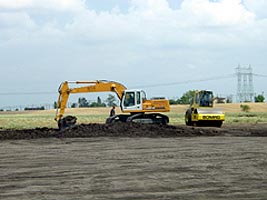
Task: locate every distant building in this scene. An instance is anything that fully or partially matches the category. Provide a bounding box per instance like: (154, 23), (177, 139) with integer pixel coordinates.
(214, 97), (226, 104)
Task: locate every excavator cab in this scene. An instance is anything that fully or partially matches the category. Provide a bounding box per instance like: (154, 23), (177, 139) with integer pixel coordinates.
(121, 90), (146, 111)
(107, 89), (170, 124)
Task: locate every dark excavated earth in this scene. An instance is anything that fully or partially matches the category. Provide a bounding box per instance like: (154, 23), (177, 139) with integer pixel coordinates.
(0, 123), (267, 140)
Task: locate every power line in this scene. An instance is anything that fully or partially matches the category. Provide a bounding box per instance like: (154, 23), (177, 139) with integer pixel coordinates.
(253, 73), (267, 77)
(0, 73), (266, 96)
(0, 92), (55, 96)
(132, 73), (236, 88)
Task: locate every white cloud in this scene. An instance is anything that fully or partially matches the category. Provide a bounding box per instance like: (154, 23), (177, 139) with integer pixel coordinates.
(0, 0), (86, 12)
(0, 12), (35, 28)
(0, 0), (87, 44)
(180, 0), (254, 26)
(3, 0), (266, 58)
(0, 0), (264, 47)
(0, 0), (261, 51)
(0, 0), (267, 108)
(130, 0), (171, 13)
(0, 12), (36, 43)
(244, 0), (267, 19)
(0, 0), (32, 9)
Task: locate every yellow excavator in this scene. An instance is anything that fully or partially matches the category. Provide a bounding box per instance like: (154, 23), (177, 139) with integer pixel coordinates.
(185, 90), (225, 127)
(55, 80), (170, 129)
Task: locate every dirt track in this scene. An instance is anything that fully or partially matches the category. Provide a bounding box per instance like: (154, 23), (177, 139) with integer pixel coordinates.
(1, 123), (267, 199)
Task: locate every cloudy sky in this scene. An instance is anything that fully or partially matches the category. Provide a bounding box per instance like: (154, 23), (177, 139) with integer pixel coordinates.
(0, 0), (267, 108)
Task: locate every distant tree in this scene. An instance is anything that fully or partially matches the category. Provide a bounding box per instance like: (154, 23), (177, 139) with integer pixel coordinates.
(24, 106), (45, 110)
(177, 90), (195, 104)
(240, 104), (250, 112)
(254, 94), (265, 103)
(226, 95), (233, 103)
(169, 99), (178, 105)
(53, 101), (57, 109)
(78, 97), (89, 107)
(71, 103), (77, 108)
(97, 96), (102, 104)
(106, 94), (117, 107)
(87, 97), (106, 107)
(89, 102), (106, 107)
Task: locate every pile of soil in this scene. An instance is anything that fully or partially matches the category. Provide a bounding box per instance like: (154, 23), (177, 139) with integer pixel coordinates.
(0, 123), (267, 140)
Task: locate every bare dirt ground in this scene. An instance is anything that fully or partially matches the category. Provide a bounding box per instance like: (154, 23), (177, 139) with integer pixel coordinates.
(1, 123), (267, 199)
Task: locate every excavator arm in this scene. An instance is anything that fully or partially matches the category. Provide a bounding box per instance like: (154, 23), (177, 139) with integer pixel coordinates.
(55, 80), (127, 123)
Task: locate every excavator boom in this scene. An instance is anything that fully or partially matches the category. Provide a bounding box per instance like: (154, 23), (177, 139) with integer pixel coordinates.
(55, 80), (126, 122)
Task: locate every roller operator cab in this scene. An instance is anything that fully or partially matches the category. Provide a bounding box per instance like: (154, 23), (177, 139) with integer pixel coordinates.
(185, 90), (225, 127)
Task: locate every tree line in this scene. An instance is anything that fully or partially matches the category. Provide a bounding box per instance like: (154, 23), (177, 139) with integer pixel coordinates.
(68, 90), (265, 109)
(168, 90), (265, 105)
(69, 94), (117, 108)
(0, 90), (265, 112)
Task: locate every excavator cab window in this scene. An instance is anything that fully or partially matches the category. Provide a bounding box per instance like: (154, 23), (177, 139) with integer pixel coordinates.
(123, 91), (135, 107)
(137, 91), (141, 104)
(141, 90), (147, 102)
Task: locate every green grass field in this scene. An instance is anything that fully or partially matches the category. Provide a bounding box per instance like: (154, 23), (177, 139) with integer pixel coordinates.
(0, 104), (267, 129)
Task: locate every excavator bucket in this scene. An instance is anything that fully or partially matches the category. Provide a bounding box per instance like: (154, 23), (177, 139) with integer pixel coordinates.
(58, 115), (77, 130)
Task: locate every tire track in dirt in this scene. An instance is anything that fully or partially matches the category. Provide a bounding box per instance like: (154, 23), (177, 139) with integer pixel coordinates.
(0, 137), (267, 199)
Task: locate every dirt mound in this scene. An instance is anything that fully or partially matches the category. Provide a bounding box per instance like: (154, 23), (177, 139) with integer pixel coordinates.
(0, 123), (267, 140)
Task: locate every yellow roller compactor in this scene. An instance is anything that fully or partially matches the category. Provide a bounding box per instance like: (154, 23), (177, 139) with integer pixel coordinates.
(55, 80), (170, 130)
(185, 90), (225, 127)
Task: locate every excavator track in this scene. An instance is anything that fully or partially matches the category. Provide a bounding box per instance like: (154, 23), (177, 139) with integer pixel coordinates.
(106, 113), (169, 125)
